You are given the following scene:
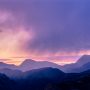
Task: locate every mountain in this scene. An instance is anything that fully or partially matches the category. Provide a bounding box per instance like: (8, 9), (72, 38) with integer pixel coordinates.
(0, 73), (15, 90)
(0, 62), (17, 70)
(12, 68), (90, 90)
(62, 55), (90, 73)
(23, 67), (65, 80)
(76, 55), (90, 66)
(0, 67), (65, 90)
(0, 68), (23, 79)
(0, 67), (90, 90)
(0, 59), (62, 72)
(19, 59), (62, 71)
(0, 67), (65, 81)
(71, 62), (90, 73)
(57, 72), (90, 90)
(0, 55), (90, 73)
(17, 67), (65, 90)
(81, 62), (90, 71)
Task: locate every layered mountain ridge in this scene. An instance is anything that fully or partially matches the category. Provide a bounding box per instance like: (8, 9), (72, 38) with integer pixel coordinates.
(0, 67), (90, 90)
(0, 55), (90, 73)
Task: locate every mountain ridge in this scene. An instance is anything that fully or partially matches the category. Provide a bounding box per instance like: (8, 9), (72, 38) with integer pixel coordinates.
(62, 55), (90, 72)
(0, 55), (90, 73)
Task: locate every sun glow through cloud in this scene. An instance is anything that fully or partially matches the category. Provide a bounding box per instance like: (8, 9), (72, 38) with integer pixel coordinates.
(0, 1), (90, 66)
(0, 10), (34, 65)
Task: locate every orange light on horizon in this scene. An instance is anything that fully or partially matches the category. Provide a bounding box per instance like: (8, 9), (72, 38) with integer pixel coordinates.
(0, 10), (90, 65)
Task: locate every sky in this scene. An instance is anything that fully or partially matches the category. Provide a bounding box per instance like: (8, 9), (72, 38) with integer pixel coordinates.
(0, 0), (90, 65)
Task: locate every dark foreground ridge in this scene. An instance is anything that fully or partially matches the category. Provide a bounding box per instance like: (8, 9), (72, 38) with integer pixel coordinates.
(0, 67), (90, 90)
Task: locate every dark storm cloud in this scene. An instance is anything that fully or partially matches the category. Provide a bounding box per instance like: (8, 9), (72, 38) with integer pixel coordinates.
(0, 0), (90, 54)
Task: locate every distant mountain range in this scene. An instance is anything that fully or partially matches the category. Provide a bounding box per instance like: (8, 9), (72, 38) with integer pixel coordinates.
(19, 59), (62, 71)
(0, 55), (90, 73)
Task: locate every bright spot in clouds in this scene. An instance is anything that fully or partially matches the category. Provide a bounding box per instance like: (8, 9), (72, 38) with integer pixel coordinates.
(0, 10), (34, 64)
(0, 0), (90, 65)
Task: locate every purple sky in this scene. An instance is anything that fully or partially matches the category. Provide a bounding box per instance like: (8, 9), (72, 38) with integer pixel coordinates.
(0, 0), (90, 65)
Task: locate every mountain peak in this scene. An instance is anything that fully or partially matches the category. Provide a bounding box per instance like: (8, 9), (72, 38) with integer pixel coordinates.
(76, 55), (90, 66)
(20, 59), (36, 66)
(25, 67), (65, 81)
(19, 59), (61, 71)
(36, 67), (64, 74)
(22, 59), (36, 63)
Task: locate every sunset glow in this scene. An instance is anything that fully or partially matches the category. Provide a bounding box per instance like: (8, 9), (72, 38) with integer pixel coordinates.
(0, 0), (89, 66)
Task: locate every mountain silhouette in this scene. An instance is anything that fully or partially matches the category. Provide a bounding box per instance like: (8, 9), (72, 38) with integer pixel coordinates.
(76, 55), (90, 66)
(62, 55), (90, 73)
(0, 68), (23, 79)
(71, 62), (90, 73)
(0, 73), (15, 90)
(0, 55), (90, 73)
(0, 67), (90, 90)
(19, 59), (62, 71)
(0, 59), (62, 72)
(23, 67), (65, 80)
(0, 62), (17, 70)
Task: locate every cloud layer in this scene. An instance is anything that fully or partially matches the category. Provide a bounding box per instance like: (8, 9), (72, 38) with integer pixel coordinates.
(0, 0), (90, 64)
